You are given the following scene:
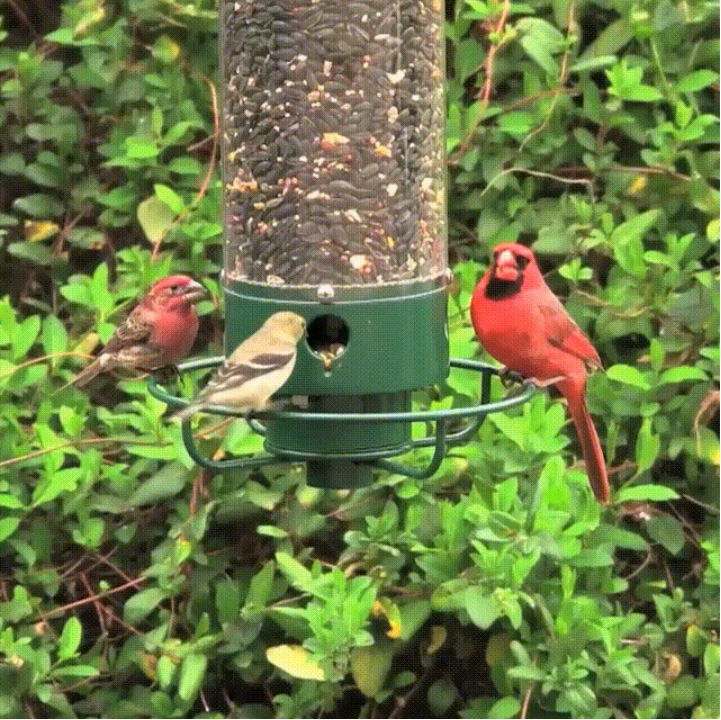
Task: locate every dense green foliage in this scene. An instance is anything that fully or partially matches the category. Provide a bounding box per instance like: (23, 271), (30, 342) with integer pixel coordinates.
(0, 0), (718, 716)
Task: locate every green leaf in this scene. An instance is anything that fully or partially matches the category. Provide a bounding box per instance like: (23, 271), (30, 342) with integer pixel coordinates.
(615, 485), (679, 502)
(594, 526), (649, 551)
(177, 653), (207, 703)
(125, 138), (160, 159)
(666, 675), (699, 709)
(245, 561), (275, 610)
(0, 494), (25, 510)
(507, 664), (548, 681)
(351, 641), (394, 697)
(42, 314), (68, 359)
(60, 281), (92, 307)
(58, 617), (82, 660)
(646, 513), (685, 554)
(124, 587), (167, 624)
(13, 193), (65, 217)
(266, 645), (325, 680)
(164, 121), (194, 144)
(275, 552), (315, 593)
(489, 413), (526, 447)
(0, 152), (25, 173)
(397, 599), (432, 642)
(569, 55), (616, 72)
(51, 665), (100, 678)
(427, 677), (458, 717)
(137, 196), (175, 245)
(579, 17), (633, 58)
(465, 587), (501, 629)
(33, 467), (82, 506)
(13, 315), (41, 359)
(488, 697), (522, 718)
(519, 34), (558, 75)
(619, 84), (664, 101)
(167, 156), (203, 175)
(256, 524), (288, 538)
(8, 242), (62, 266)
(157, 655), (177, 690)
(125, 443), (180, 460)
(658, 366), (708, 384)
(127, 462), (192, 506)
(453, 38), (485, 82)
(636, 418), (661, 474)
(606, 364), (651, 389)
(611, 209), (661, 245)
(154, 184), (185, 215)
(516, 17), (566, 47)
(704, 643), (720, 675)
(0, 517), (21, 542)
(215, 578), (241, 623)
(676, 69), (719, 93)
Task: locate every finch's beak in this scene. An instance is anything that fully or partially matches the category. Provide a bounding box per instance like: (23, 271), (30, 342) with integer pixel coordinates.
(493, 249), (519, 282)
(181, 280), (209, 303)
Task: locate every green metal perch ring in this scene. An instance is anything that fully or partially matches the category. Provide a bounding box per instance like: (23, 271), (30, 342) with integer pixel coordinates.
(147, 358), (535, 479)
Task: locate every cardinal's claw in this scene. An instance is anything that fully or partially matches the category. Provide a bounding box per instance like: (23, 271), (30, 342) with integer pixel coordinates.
(498, 367), (526, 387)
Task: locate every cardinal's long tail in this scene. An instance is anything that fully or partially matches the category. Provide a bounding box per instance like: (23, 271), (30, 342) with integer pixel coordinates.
(564, 383), (610, 504)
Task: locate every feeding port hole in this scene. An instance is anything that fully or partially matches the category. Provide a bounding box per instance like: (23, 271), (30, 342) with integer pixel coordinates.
(307, 314), (349, 373)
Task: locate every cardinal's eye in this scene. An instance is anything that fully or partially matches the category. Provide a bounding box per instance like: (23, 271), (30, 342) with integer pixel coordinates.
(516, 256), (529, 270)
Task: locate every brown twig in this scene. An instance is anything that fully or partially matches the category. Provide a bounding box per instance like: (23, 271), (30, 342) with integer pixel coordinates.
(481, 0), (511, 107)
(79, 571), (108, 633)
(193, 77), (220, 210)
(450, 0), (511, 161)
(92, 547), (135, 585)
(4, 0), (41, 38)
(0, 436), (171, 470)
(693, 389), (720, 458)
(519, 683), (535, 719)
(150, 76), (219, 261)
(388, 661), (435, 719)
(35, 576), (147, 619)
(518, 0), (576, 154)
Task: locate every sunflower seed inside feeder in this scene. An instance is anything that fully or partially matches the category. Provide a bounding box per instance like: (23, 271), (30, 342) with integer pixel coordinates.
(221, 0), (446, 287)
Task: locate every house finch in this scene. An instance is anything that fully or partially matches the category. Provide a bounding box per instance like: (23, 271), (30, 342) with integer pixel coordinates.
(173, 311), (306, 421)
(73, 275), (207, 386)
(470, 243), (610, 503)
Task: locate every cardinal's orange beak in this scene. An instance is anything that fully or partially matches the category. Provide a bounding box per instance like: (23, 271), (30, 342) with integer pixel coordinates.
(494, 249), (519, 282)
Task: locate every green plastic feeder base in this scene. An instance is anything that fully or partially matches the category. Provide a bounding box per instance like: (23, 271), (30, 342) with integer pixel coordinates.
(223, 276), (449, 396)
(306, 460), (372, 489)
(223, 276), (448, 468)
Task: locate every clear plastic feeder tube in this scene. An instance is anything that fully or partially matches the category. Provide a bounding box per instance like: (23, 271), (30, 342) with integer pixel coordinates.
(221, 0), (447, 288)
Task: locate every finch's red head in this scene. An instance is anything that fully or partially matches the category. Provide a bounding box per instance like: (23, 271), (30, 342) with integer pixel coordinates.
(144, 275), (208, 310)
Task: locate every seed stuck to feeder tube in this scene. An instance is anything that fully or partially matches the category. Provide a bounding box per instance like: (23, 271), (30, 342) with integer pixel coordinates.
(219, 0), (450, 487)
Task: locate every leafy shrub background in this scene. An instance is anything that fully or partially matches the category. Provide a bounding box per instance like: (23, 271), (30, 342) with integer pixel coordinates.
(0, 0), (718, 717)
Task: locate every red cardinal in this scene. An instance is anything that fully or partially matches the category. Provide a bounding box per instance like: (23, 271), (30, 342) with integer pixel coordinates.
(73, 275), (207, 386)
(470, 243), (610, 503)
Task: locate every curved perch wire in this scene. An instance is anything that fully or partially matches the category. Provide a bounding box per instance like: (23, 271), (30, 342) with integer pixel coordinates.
(148, 358), (535, 476)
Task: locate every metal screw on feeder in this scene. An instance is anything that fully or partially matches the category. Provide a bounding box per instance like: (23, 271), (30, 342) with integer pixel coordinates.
(149, 0), (536, 486)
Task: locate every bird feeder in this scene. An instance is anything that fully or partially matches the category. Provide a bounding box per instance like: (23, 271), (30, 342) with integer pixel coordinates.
(150, 0), (535, 487)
